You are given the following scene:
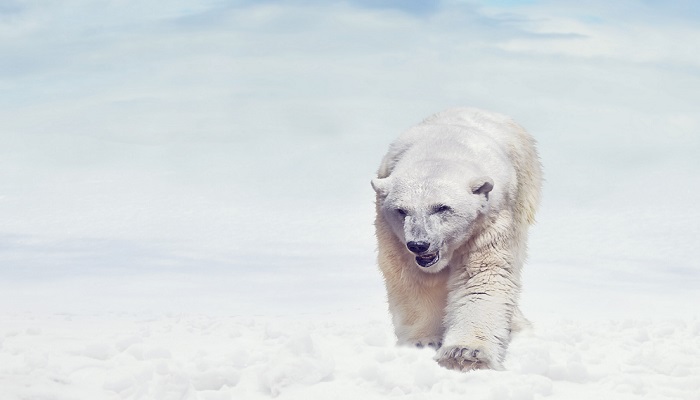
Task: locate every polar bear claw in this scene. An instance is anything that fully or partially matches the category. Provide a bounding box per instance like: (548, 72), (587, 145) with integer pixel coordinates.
(435, 345), (490, 371)
(412, 337), (442, 349)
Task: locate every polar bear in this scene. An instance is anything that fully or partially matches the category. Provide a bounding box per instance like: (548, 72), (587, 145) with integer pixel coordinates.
(372, 107), (542, 371)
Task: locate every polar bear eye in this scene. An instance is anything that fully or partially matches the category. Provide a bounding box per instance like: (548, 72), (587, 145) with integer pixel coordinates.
(433, 204), (452, 213)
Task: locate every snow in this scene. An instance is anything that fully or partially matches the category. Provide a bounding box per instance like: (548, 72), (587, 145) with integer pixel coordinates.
(2, 313), (699, 400)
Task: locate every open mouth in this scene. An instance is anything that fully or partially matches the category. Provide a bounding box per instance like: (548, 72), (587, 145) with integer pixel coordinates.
(415, 251), (440, 268)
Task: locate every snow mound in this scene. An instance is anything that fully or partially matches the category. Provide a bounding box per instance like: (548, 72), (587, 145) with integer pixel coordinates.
(0, 314), (698, 399)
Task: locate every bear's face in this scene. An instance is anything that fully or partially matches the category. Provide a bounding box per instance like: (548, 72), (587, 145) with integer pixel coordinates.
(372, 174), (494, 273)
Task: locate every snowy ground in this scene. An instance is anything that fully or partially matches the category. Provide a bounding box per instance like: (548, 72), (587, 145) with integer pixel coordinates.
(2, 312), (699, 400)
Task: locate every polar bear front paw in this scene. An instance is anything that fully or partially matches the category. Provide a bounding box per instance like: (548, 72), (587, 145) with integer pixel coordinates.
(434, 345), (493, 371)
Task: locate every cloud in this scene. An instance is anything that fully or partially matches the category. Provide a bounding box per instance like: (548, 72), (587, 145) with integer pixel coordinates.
(2, 1), (698, 174)
(490, 2), (700, 68)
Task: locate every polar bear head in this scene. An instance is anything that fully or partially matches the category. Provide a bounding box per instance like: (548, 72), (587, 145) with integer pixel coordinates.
(372, 168), (493, 273)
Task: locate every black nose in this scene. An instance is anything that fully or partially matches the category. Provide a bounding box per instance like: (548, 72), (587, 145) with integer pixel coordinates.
(407, 241), (430, 254)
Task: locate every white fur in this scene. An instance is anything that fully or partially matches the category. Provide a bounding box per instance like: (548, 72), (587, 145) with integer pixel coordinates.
(372, 107), (542, 371)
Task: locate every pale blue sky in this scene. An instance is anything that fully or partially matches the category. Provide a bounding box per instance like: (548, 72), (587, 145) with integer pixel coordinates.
(1, 0), (699, 314)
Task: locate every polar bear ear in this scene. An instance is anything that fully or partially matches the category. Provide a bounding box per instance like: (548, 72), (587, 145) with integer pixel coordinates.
(371, 177), (391, 197)
(470, 176), (494, 198)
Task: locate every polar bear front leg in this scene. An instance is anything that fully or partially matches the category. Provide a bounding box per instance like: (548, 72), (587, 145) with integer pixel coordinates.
(384, 271), (449, 349)
(436, 252), (519, 371)
(376, 217), (450, 349)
